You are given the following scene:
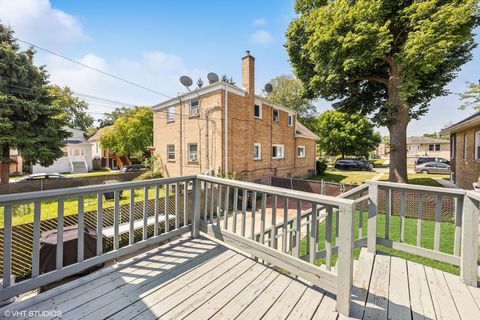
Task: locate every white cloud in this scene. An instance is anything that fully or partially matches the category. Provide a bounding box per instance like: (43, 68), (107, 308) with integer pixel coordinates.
(0, 0), (87, 48)
(252, 18), (267, 26)
(250, 30), (274, 46)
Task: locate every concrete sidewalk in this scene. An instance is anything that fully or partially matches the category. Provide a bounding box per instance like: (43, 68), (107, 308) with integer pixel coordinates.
(433, 178), (460, 189)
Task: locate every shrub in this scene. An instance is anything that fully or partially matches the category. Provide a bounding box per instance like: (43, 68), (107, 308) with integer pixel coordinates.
(316, 159), (328, 174)
(135, 171), (163, 180)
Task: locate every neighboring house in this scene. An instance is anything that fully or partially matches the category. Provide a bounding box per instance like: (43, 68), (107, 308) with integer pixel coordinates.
(152, 51), (318, 180)
(88, 126), (131, 170)
(9, 149), (23, 176)
(406, 136), (450, 158)
(32, 128), (93, 174)
(440, 112), (480, 189)
(375, 143), (390, 157)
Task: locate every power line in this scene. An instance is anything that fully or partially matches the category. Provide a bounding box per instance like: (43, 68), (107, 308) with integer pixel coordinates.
(13, 36), (174, 100)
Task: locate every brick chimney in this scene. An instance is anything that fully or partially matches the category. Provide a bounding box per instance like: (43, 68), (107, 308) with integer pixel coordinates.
(242, 50), (255, 99)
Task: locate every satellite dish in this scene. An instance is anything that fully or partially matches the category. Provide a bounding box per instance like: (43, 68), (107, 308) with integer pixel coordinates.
(264, 83), (273, 93)
(180, 76), (193, 90)
(207, 72), (219, 84)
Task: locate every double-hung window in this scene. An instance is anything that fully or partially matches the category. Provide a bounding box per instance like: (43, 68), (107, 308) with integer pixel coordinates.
(166, 106), (175, 122)
(428, 144), (440, 151)
(167, 144), (175, 161)
(190, 99), (199, 117)
(272, 144), (284, 159)
(463, 134), (467, 160)
(188, 143), (198, 162)
(254, 104), (262, 119)
(288, 115), (293, 126)
(253, 143), (261, 160)
(297, 146), (305, 158)
(475, 132), (480, 160)
(272, 109), (280, 122)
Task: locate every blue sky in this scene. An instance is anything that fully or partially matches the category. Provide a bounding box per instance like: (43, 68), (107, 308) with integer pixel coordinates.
(1, 0), (479, 136)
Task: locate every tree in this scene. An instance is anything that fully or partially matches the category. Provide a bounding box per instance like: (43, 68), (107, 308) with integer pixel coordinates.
(99, 106), (153, 155)
(265, 74), (317, 122)
(99, 106), (137, 128)
(48, 85), (94, 131)
(221, 74), (236, 85)
(0, 24), (70, 184)
(286, 0), (478, 182)
(459, 81), (480, 110)
(313, 110), (381, 159)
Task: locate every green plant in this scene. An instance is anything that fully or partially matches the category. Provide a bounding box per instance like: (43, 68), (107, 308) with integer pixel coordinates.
(217, 172), (241, 180)
(316, 159), (328, 174)
(135, 171), (163, 181)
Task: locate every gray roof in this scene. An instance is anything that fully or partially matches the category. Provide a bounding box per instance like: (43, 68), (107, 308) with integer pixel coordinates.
(295, 122), (319, 140)
(407, 136), (449, 144)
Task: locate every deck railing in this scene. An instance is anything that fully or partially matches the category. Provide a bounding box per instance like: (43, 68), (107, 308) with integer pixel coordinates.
(0, 175), (478, 317)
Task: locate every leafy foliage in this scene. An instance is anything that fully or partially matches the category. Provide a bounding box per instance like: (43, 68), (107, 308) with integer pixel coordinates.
(316, 159), (328, 174)
(459, 81), (480, 110)
(47, 85), (94, 131)
(221, 74), (236, 85)
(99, 106), (153, 155)
(135, 171), (163, 181)
(99, 106), (138, 128)
(265, 74), (317, 120)
(0, 24), (70, 183)
(313, 110), (381, 158)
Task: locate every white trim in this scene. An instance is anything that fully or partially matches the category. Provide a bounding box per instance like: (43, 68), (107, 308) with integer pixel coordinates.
(297, 145), (306, 158)
(167, 144), (175, 161)
(253, 143), (262, 160)
(288, 114), (293, 126)
(152, 82), (246, 110)
(189, 99), (199, 117)
(166, 105), (175, 122)
(463, 134), (467, 160)
(475, 131), (480, 160)
(188, 143), (198, 163)
(254, 101), (263, 119)
(272, 144), (285, 159)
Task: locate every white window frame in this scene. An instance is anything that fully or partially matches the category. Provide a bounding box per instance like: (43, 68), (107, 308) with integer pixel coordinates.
(297, 146), (306, 158)
(475, 132), (480, 160)
(189, 99), (199, 117)
(166, 105), (175, 122)
(272, 109), (280, 122)
(167, 144), (175, 161)
(188, 143), (198, 162)
(253, 143), (261, 160)
(463, 134), (467, 160)
(272, 144), (285, 159)
(288, 114), (293, 126)
(428, 144), (440, 151)
(254, 104), (262, 119)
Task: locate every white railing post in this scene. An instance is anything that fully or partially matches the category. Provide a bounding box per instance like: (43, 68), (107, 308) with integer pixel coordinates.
(337, 202), (355, 316)
(367, 183), (378, 253)
(191, 177), (201, 238)
(460, 193), (479, 286)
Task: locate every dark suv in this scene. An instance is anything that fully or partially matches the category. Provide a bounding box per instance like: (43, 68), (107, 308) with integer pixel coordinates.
(415, 157), (449, 166)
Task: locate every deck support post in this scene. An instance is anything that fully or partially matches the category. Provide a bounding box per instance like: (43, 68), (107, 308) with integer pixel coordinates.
(367, 183), (378, 253)
(191, 177), (201, 238)
(460, 193), (479, 287)
(336, 202), (355, 316)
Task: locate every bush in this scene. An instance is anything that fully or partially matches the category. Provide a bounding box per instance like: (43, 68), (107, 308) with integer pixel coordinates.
(316, 159), (328, 174)
(135, 171), (163, 180)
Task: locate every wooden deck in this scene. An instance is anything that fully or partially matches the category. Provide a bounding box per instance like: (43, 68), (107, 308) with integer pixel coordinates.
(5, 236), (480, 320)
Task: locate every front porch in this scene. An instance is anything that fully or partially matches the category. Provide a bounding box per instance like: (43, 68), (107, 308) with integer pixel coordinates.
(0, 175), (479, 319)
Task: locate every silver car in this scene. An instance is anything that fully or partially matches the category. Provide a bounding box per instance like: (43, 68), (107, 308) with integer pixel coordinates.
(414, 162), (450, 174)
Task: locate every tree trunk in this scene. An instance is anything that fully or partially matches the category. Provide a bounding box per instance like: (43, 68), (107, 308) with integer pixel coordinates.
(0, 144), (10, 185)
(387, 95), (409, 183)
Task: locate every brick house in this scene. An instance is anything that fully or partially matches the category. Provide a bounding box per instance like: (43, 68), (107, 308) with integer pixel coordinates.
(152, 51), (318, 180)
(440, 112), (480, 189)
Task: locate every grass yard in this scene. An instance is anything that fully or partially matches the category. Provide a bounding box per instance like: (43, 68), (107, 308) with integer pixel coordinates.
(370, 159), (387, 167)
(0, 187), (165, 227)
(300, 212), (460, 275)
(381, 173), (450, 187)
(311, 169), (378, 185)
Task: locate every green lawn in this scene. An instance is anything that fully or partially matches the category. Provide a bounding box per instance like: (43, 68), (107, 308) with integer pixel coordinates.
(380, 173), (450, 187)
(0, 187), (164, 227)
(370, 159), (387, 167)
(300, 212), (460, 275)
(311, 169), (378, 185)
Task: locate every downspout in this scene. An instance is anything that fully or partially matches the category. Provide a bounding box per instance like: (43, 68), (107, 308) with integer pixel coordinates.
(179, 98), (183, 176)
(224, 84), (228, 175)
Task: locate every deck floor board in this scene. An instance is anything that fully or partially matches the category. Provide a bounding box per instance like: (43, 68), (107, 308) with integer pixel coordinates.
(6, 237), (480, 320)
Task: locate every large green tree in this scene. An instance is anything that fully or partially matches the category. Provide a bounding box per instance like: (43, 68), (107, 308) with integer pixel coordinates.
(99, 106), (153, 155)
(0, 24), (70, 184)
(286, 0), (478, 182)
(313, 110), (381, 159)
(48, 85), (94, 131)
(265, 74), (318, 128)
(459, 81), (480, 110)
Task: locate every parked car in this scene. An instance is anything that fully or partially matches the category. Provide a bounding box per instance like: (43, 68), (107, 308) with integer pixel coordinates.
(16, 173), (69, 182)
(334, 159), (373, 171)
(415, 157), (450, 166)
(121, 164), (146, 173)
(414, 162), (450, 174)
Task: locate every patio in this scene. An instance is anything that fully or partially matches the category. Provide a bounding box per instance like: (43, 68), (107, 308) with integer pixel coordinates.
(0, 175), (479, 319)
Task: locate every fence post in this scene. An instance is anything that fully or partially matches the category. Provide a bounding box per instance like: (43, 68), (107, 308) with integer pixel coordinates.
(191, 177), (201, 238)
(336, 202), (355, 316)
(460, 193), (479, 286)
(367, 182), (378, 253)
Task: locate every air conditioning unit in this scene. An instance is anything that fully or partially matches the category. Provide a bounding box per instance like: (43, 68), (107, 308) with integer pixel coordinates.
(189, 154), (198, 162)
(190, 108), (199, 116)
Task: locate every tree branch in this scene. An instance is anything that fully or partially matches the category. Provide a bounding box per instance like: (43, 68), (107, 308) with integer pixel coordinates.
(346, 75), (388, 86)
